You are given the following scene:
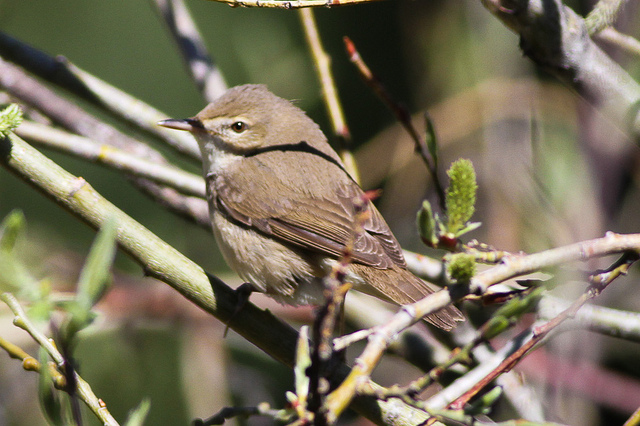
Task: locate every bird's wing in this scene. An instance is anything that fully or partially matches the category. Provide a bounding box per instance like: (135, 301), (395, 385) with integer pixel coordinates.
(212, 150), (406, 269)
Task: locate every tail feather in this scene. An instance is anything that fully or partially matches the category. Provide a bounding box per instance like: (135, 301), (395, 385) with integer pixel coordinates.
(350, 263), (464, 331)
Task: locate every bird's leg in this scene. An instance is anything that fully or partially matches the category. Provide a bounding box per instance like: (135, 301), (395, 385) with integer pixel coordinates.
(223, 282), (256, 337)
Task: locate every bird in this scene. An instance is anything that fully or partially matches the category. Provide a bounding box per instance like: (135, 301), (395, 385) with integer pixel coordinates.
(159, 84), (463, 330)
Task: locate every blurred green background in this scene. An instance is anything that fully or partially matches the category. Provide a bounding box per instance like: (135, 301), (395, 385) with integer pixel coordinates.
(1, 0), (640, 425)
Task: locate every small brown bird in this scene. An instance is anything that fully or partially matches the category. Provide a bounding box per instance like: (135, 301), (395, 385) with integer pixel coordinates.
(159, 84), (463, 330)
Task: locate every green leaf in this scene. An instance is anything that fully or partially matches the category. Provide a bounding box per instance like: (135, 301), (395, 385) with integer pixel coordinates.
(416, 200), (438, 247)
(466, 386), (503, 415)
(445, 159), (478, 235)
(494, 286), (545, 319)
(0, 211), (41, 299)
(0, 103), (23, 138)
(0, 210), (26, 251)
(124, 399), (151, 426)
(61, 217), (117, 345)
(76, 216), (118, 311)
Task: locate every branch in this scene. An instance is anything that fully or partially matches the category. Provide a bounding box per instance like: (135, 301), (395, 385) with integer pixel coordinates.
(153, 0), (227, 103)
(595, 27), (640, 57)
(482, 0), (640, 144)
(344, 37), (446, 210)
(298, 9), (359, 182)
(0, 58), (210, 228)
(584, 0), (629, 35)
(470, 232), (640, 294)
(324, 234), (640, 421)
(200, 0), (385, 8)
(539, 295), (640, 342)
(16, 120), (205, 197)
(0, 32), (200, 160)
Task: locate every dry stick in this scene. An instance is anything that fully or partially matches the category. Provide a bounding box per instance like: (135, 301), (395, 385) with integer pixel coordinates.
(451, 293), (588, 410)
(0, 133), (431, 425)
(0, 32), (200, 160)
(343, 37), (446, 211)
(298, 9), (360, 183)
(539, 295), (640, 342)
(153, 0), (227, 103)
(201, 0), (384, 8)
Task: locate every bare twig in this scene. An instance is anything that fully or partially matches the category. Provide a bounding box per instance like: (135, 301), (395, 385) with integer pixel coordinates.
(61, 59), (201, 160)
(324, 234), (640, 421)
(450, 252), (637, 409)
(298, 9), (359, 182)
(0, 59), (210, 227)
(0, 32), (200, 160)
(343, 36), (446, 210)
(539, 295), (640, 342)
(153, 0), (227, 103)
(470, 232), (640, 295)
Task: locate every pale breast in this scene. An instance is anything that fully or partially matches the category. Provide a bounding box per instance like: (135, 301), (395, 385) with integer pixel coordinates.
(210, 210), (325, 305)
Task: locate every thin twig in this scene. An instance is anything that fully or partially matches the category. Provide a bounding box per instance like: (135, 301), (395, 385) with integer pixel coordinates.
(450, 252), (638, 409)
(17, 120), (205, 197)
(343, 36), (446, 210)
(298, 9), (359, 183)
(539, 295), (640, 342)
(1, 293), (120, 426)
(153, 0), (227, 103)
(0, 59), (210, 228)
(481, 0), (640, 144)
(324, 235), (640, 421)
(61, 59), (201, 160)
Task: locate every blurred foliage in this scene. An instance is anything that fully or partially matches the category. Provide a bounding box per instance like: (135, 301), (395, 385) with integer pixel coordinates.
(1, 0), (640, 425)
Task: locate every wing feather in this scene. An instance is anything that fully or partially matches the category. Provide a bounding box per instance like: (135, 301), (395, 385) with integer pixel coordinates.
(212, 150), (403, 269)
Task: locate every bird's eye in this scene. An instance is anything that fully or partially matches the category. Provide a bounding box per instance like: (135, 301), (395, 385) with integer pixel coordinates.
(230, 121), (247, 133)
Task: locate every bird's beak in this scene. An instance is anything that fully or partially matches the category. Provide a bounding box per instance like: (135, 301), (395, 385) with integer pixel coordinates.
(157, 118), (203, 132)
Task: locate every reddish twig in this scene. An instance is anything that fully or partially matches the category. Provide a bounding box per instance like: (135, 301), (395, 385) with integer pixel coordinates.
(449, 252), (638, 409)
(343, 36), (445, 210)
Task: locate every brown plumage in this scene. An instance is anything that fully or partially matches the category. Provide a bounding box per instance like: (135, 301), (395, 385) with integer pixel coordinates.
(159, 84), (463, 330)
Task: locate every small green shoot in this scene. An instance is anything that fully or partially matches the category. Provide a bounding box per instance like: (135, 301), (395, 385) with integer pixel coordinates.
(0, 104), (23, 138)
